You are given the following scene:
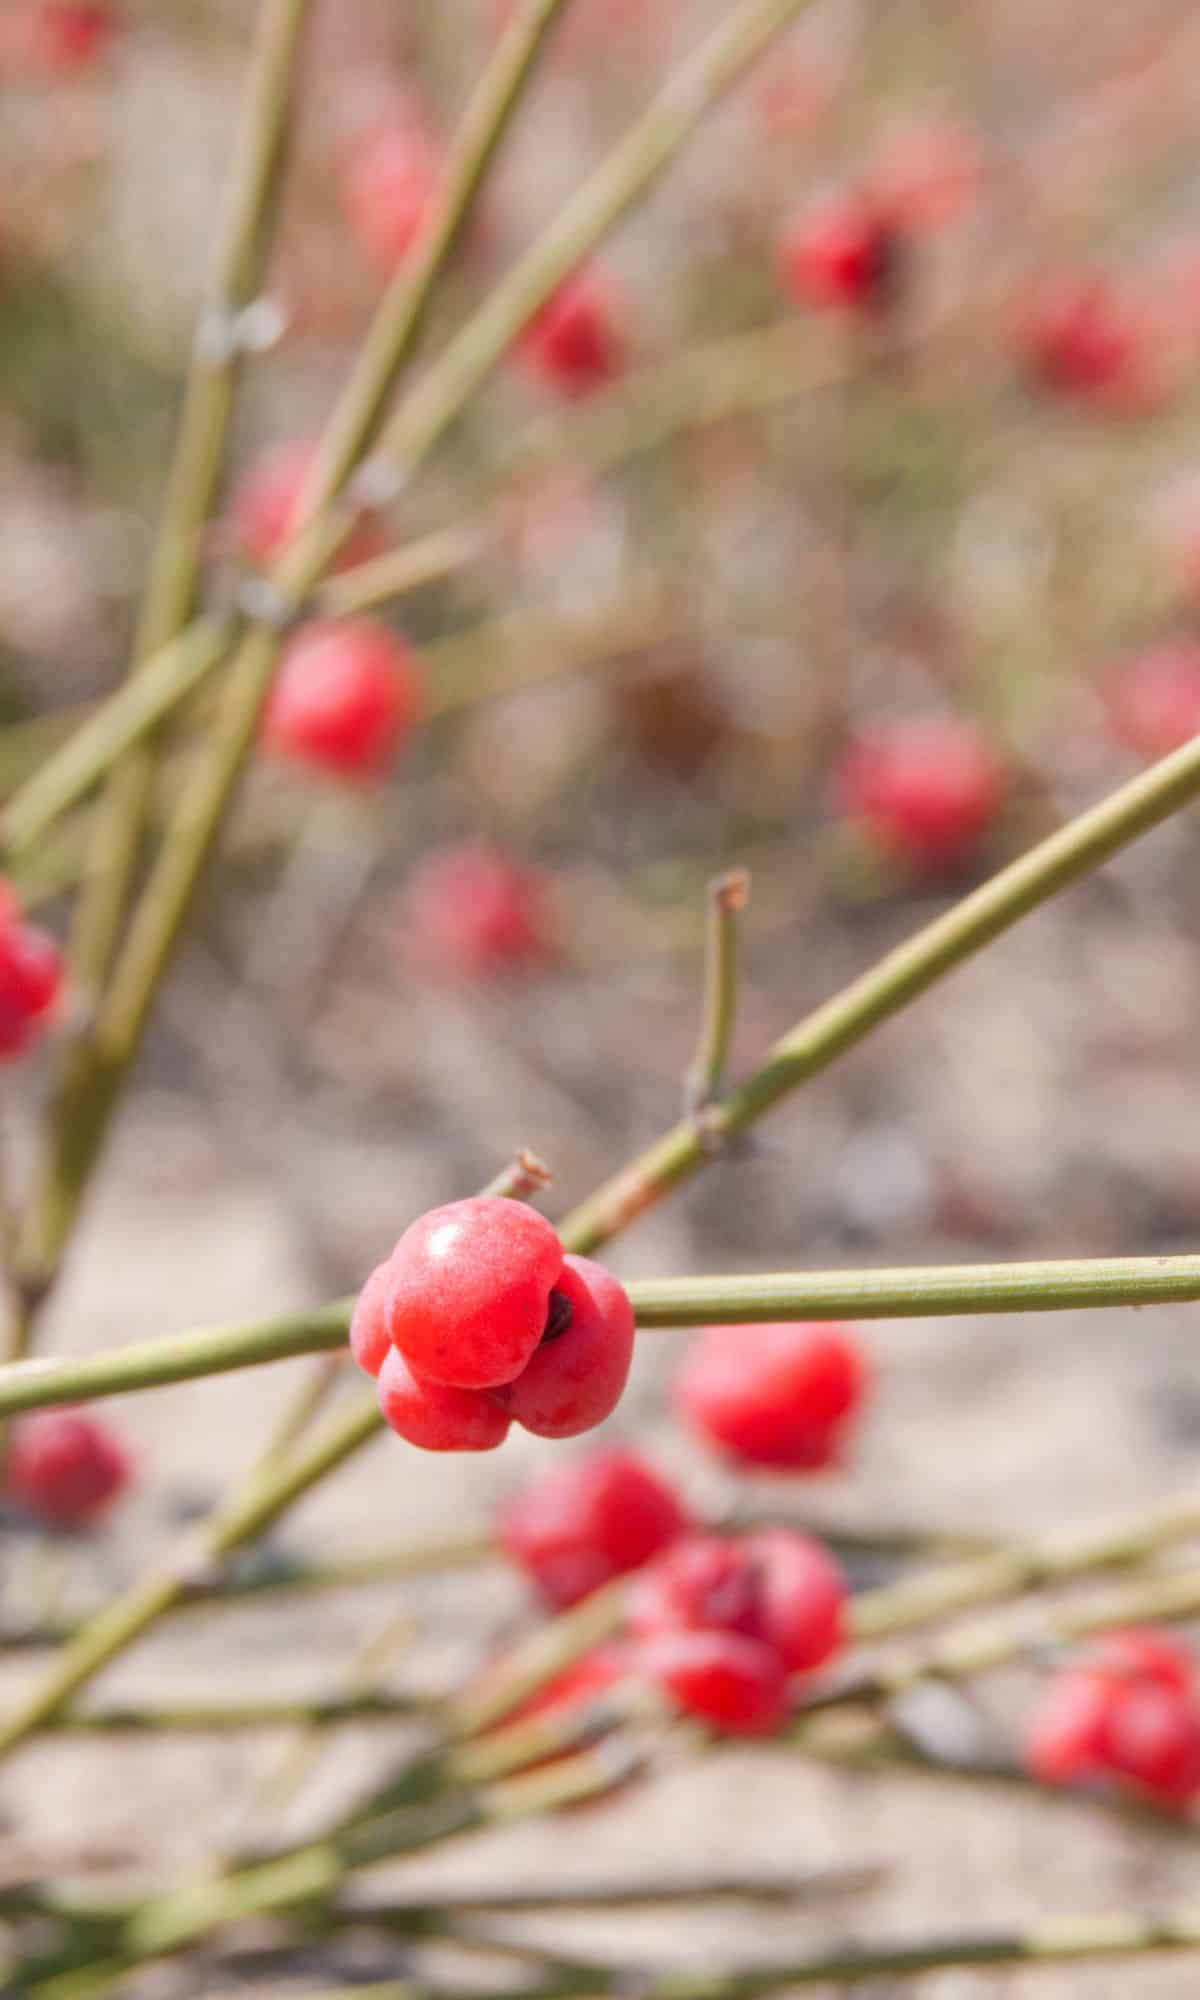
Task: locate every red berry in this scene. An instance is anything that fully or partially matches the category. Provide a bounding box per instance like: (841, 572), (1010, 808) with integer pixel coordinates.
(1092, 1628), (1195, 1696)
(261, 619), (422, 781)
(384, 1195), (563, 1390)
(498, 1449), (690, 1608)
(500, 1255), (635, 1439)
(0, 891), (63, 1060)
(675, 1321), (868, 1472)
(628, 1528), (846, 1680)
(1016, 273), (1168, 413)
(776, 187), (900, 317)
(14, 1), (118, 78)
(376, 1346), (510, 1453)
(399, 843), (559, 980)
(349, 1262), (392, 1379)
(1100, 643), (1200, 760)
(6, 1409), (130, 1527)
(515, 268), (628, 399)
(1101, 1683), (1200, 1810)
(833, 717), (1008, 870)
(1024, 1670), (1112, 1785)
(226, 440), (384, 574)
(339, 123), (442, 276)
(634, 1628), (789, 1736)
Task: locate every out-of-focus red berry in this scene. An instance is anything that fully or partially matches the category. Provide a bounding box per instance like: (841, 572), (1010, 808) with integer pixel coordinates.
(384, 1195), (564, 1390)
(675, 1321), (868, 1472)
(1024, 1670), (1112, 1785)
(634, 1628), (789, 1736)
(0, 888), (63, 1060)
(376, 1346), (510, 1452)
(515, 267), (628, 399)
(339, 123), (443, 276)
(509, 1644), (631, 1723)
(1016, 273), (1168, 413)
(399, 843), (559, 980)
(498, 1449), (690, 1608)
(225, 440), (384, 574)
(6, 1410), (130, 1527)
(1, 2), (119, 79)
(869, 119), (984, 235)
(261, 619), (422, 781)
(776, 187), (900, 317)
(500, 1255), (635, 1439)
(1100, 643), (1200, 760)
(833, 717), (1009, 871)
(628, 1528), (846, 1680)
(1024, 1628), (1200, 1810)
(349, 1262), (392, 1379)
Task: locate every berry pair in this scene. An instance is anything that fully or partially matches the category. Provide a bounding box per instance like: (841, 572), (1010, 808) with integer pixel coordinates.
(676, 1321), (867, 1472)
(351, 1197), (635, 1451)
(1025, 1628), (1200, 1812)
(0, 884), (62, 1060)
(5, 1408), (130, 1528)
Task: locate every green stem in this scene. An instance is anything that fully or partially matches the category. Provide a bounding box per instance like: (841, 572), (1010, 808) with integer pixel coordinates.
(561, 728), (1200, 1253)
(685, 867), (749, 1117)
(66, 0), (313, 1007)
(10, 1250), (1200, 1415)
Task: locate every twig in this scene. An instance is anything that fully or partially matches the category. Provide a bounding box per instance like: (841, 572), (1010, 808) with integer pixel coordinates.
(685, 867), (750, 1124)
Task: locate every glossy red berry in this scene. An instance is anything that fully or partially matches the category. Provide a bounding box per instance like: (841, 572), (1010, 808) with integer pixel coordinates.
(833, 717), (1008, 871)
(339, 123), (442, 276)
(1024, 1628), (1200, 1809)
(261, 619), (422, 781)
(628, 1528), (846, 1680)
(515, 268), (628, 399)
(634, 1628), (789, 1736)
(399, 843), (559, 980)
(776, 187), (900, 317)
(1100, 643), (1200, 760)
(6, 1409), (130, 1527)
(676, 1321), (868, 1472)
(499, 1255), (635, 1439)
(498, 1449), (689, 1608)
(376, 1346), (510, 1453)
(384, 1195), (564, 1390)
(226, 439), (384, 574)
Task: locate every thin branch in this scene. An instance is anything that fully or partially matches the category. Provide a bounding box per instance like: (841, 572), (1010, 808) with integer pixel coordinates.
(685, 867), (750, 1121)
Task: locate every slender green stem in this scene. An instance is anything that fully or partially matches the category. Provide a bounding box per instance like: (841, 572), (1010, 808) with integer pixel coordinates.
(66, 0), (312, 1006)
(10, 1251), (1200, 1415)
(685, 867), (749, 1118)
(561, 727), (1200, 1253)
(34, 1688), (432, 1735)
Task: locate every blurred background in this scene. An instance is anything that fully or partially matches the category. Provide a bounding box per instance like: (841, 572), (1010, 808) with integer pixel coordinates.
(6, 0), (1200, 1991)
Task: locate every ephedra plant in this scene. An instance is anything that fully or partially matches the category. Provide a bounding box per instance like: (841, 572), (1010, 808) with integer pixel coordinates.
(6, 0), (1200, 1993)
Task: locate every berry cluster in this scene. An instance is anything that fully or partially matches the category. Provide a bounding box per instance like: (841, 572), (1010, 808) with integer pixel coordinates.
(675, 1320), (868, 1472)
(4, 1409), (130, 1528)
(350, 1197), (635, 1451)
(498, 1450), (845, 1736)
(1024, 1628), (1200, 1812)
(0, 884), (62, 1059)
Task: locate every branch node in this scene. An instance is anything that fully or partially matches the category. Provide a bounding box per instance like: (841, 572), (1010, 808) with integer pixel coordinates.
(194, 296), (288, 366)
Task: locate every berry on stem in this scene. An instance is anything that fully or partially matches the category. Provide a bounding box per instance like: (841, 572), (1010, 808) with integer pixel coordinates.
(776, 186), (900, 318)
(6, 1410), (130, 1528)
(376, 1346), (510, 1453)
(675, 1321), (868, 1472)
(0, 885), (63, 1060)
(635, 1627), (789, 1736)
(500, 1254), (636, 1438)
(628, 1527), (846, 1683)
(348, 1262), (392, 1380)
(399, 843), (559, 980)
(515, 266), (628, 398)
(498, 1449), (690, 1608)
(260, 618), (422, 781)
(833, 717), (1009, 872)
(383, 1195), (564, 1390)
